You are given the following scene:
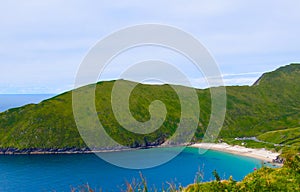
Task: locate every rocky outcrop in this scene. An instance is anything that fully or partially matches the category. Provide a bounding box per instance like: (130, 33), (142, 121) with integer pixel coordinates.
(0, 147), (91, 155)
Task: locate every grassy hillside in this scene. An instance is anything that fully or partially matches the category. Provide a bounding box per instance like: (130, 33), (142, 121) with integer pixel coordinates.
(258, 127), (300, 156)
(257, 127), (300, 146)
(221, 64), (300, 137)
(0, 63), (300, 149)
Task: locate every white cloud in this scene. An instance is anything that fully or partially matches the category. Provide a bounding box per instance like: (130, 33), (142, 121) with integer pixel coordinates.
(0, 1), (300, 93)
(222, 72), (263, 77)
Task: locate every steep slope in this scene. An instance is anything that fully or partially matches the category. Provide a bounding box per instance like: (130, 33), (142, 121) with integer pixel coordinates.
(0, 63), (299, 150)
(221, 64), (300, 137)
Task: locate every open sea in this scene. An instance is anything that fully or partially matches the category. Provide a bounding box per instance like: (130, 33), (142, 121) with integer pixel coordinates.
(0, 94), (55, 112)
(0, 94), (263, 191)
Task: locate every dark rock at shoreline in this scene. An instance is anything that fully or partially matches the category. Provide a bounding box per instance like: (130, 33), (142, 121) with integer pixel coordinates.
(273, 156), (284, 164)
(0, 147), (93, 155)
(0, 143), (185, 155)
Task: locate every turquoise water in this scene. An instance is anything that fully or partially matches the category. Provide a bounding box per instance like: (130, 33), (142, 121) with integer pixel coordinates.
(0, 94), (263, 191)
(0, 147), (262, 191)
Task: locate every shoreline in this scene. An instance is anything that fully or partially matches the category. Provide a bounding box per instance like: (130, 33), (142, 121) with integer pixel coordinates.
(0, 143), (187, 155)
(0, 143), (283, 166)
(0, 147), (133, 155)
(190, 143), (281, 164)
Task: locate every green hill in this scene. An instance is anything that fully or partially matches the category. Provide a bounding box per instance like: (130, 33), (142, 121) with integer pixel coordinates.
(0, 63), (300, 150)
(258, 127), (300, 146)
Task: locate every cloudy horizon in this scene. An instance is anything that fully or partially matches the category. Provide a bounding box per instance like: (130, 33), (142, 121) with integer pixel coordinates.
(1, 1), (300, 93)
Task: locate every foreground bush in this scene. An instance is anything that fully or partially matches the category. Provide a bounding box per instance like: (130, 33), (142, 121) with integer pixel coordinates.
(185, 154), (300, 192)
(71, 154), (300, 191)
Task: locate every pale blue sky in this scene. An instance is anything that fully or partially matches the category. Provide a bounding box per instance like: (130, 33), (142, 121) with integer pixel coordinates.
(1, 0), (300, 93)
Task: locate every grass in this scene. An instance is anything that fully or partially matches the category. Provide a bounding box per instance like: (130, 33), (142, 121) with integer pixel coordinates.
(0, 63), (300, 150)
(222, 127), (300, 159)
(185, 153), (300, 192)
(222, 138), (275, 150)
(257, 127), (300, 146)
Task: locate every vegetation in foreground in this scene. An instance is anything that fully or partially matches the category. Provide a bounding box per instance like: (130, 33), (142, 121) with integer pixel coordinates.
(72, 153), (300, 192)
(70, 123), (300, 191)
(184, 154), (300, 192)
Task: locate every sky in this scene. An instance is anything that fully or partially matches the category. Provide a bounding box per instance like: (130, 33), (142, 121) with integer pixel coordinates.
(1, 0), (300, 94)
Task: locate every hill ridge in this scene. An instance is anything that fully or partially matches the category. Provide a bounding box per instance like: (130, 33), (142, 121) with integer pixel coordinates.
(0, 63), (299, 150)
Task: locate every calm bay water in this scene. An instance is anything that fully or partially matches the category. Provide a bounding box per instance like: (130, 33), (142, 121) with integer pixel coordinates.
(0, 94), (262, 191)
(0, 147), (262, 192)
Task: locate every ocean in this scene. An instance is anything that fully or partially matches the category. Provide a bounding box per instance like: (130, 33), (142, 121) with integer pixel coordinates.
(0, 94), (55, 112)
(0, 94), (262, 191)
(0, 147), (262, 191)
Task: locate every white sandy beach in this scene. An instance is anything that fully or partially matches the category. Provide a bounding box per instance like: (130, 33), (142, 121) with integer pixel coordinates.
(191, 143), (280, 163)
